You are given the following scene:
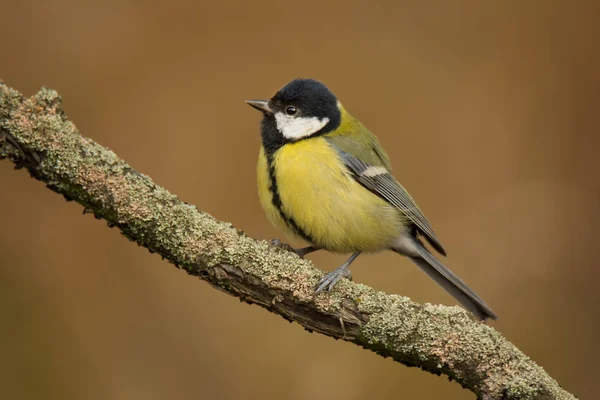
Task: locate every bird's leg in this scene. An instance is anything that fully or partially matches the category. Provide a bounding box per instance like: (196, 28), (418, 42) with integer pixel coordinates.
(315, 251), (362, 294)
(294, 245), (321, 258)
(269, 239), (321, 259)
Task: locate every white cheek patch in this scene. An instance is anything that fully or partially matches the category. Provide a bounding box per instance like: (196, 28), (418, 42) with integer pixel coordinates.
(274, 112), (330, 140)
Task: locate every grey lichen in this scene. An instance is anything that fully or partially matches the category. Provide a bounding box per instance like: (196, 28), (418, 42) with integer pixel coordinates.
(0, 80), (576, 400)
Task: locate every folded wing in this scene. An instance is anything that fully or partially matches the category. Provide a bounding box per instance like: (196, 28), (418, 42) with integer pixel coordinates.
(328, 139), (446, 256)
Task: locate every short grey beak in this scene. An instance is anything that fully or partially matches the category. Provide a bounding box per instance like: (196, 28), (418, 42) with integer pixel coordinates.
(246, 99), (272, 114)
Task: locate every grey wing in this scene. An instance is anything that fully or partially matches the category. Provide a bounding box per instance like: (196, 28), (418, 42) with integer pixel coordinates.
(333, 145), (447, 256)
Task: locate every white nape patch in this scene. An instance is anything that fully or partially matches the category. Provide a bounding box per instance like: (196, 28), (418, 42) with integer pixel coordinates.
(361, 166), (388, 177)
(274, 112), (330, 140)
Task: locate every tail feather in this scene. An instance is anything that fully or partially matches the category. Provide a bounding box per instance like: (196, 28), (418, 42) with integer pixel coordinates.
(401, 240), (497, 321)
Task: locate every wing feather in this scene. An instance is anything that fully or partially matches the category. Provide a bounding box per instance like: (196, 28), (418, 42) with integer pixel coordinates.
(329, 141), (446, 256)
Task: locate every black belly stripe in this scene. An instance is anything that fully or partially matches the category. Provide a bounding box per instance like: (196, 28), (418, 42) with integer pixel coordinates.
(266, 152), (315, 243)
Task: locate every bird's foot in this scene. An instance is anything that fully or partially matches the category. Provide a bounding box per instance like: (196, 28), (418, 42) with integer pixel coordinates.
(315, 265), (352, 294)
(269, 239), (319, 259)
(269, 238), (296, 253)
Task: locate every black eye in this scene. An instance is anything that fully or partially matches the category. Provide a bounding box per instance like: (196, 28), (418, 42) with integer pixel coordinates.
(285, 106), (297, 115)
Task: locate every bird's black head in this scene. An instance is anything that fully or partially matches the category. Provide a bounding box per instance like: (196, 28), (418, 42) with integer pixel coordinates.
(270, 78), (340, 122)
(246, 78), (341, 155)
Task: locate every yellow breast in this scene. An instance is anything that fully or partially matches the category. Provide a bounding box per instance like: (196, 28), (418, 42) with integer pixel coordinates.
(257, 147), (296, 239)
(257, 139), (404, 253)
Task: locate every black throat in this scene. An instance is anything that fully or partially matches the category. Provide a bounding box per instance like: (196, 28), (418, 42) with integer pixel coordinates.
(260, 115), (287, 158)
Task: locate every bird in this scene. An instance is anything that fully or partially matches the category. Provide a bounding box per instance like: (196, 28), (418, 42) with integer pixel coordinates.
(246, 78), (497, 321)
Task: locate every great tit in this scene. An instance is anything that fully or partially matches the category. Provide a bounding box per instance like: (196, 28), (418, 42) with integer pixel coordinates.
(247, 78), (497, 321)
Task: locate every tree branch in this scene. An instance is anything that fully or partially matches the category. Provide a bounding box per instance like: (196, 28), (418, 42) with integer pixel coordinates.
(0, 80), (575, 400)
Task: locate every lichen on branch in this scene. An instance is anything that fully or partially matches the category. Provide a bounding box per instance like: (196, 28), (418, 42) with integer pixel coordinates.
(0, 80), (576, 400)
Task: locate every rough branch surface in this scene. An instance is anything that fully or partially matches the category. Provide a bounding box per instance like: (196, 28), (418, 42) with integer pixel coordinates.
(0, 81), (575, 400)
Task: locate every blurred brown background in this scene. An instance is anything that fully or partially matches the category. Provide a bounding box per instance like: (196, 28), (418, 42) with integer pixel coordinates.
(1, 1), (598, 399)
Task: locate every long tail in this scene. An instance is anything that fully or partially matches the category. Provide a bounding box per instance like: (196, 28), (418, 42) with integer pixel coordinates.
(398, 240), (497, 321)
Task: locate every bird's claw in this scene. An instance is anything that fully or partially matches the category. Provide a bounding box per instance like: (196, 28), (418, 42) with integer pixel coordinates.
(315, 266), (352, 294)
(269, 239), (313, 259)
(269, 238), (296, 253)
